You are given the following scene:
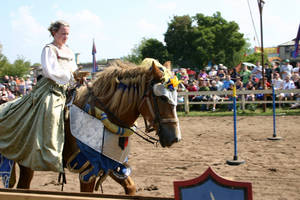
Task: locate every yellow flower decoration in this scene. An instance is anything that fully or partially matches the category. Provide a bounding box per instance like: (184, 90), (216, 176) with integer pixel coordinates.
(165, 76), (182, 90)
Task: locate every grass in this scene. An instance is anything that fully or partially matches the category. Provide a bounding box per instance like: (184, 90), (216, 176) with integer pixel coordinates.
(177, 106), (300, 117)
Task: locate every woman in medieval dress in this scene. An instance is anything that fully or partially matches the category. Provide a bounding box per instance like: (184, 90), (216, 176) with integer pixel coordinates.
(0, 20), (77, 172)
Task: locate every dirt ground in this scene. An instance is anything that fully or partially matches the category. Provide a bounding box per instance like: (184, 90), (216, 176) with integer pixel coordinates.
(13, 116), (300, 200)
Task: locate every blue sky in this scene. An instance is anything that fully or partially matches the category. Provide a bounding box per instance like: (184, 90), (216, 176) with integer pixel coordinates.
(0, 0), (299, 64)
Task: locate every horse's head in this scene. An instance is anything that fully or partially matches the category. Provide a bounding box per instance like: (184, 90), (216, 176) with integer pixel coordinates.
(139, 61), (181, 147)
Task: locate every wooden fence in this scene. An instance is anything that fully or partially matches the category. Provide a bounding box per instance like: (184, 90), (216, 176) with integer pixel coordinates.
(0, 188), (173, 200)
(178, 89), (300, 114)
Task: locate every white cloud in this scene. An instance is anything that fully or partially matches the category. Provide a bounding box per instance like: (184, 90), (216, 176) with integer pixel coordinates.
(10, 6), (48, 44)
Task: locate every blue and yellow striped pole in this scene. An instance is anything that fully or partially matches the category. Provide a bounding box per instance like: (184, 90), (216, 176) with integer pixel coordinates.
(268, 85), (282, 140)
(227, 84), (245, 165)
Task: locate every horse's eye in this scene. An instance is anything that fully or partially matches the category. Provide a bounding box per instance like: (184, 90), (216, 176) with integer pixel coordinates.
(160, 96), (168, 102)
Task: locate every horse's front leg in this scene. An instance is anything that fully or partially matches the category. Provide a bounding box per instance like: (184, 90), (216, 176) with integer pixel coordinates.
(17, 164), (34, 189)
(109, 173), (136, 195)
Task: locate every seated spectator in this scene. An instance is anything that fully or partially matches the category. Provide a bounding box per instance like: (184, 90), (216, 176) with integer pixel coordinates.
(187, 80), (198, 101)
(290, 74), (300, 109)
(272, 73), (283, 90)
(222, 75), (234, 90)
(6, 88), (15, 101)
(217, 69), (226, 80)
(229, 68), (239, 82)
(265, 63), (273, 83)
(255, 77), (270, 100)
(293, 61), (300, 75)
(192, 78), (209, 103)
(278, 75), (295, 107)
(179, 68), (189, 86)
(18, 78), (26, 96)
(245, 81), (255, 101)
(176, 82), (187, 103)
(215, 76), (224, 91)
(2, 75), (9, 88)
(208, 67), (217, 79)
(272, 62), (281, 74)
(291, 73), (299, 84)
(0, 83), (5, 90)
(0, 86), (8, 100)
(249, 74), (259, 88)
(198, 69), (208, 80)
(8, 76), (17, 95)
(25, 77), (33, 94)
(240, 64), (251, 86)
(235, 77), (243, 90)
(280, 59), (293, 80)
(209, 80), (220, 111)
(252, 61), (263, 80)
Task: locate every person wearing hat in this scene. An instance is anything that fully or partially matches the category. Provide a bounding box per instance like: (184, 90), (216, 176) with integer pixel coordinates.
(280, 59), (293, 80)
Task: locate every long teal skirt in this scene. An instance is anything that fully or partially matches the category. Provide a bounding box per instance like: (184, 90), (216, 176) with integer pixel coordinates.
(0, 77), (66, 172)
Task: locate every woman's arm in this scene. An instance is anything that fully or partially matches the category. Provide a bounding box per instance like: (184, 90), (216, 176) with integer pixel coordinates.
(41, 46), (73, 85)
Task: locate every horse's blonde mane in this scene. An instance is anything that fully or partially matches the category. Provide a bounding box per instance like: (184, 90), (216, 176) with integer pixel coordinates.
(75, 60), (154, 116)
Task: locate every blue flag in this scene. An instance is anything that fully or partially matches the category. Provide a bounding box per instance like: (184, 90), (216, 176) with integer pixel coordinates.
(92, 40), (97, 72)
(292, 24), (300, 58)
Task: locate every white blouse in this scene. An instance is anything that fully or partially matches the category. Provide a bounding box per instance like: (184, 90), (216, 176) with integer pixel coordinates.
(41, 44), (77, 85)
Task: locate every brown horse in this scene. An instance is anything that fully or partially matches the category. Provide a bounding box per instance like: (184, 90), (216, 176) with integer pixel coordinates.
(9, 59), (181, 195)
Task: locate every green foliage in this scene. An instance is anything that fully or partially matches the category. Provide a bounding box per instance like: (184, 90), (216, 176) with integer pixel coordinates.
(164, 12), (246, 69)
(0, 43), (32, 78)
(122, 37), (169, 65)
(140, 38), (169, 64)
(164, 15), (194, 68)
(122, 43), (143, 64)
(0, 57), (31, 77)
(242, 52), (269, 65)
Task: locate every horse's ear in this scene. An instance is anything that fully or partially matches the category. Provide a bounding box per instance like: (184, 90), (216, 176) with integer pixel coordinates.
(151, 61), (163, 81)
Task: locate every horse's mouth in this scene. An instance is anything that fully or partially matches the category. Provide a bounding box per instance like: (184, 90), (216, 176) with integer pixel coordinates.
(159, 124), (181, 147)
(160, 137), (180, 148)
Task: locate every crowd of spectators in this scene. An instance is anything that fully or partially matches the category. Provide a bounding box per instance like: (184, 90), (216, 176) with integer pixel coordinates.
(175, 59), (300, 111)
(0, 75), (36, 104)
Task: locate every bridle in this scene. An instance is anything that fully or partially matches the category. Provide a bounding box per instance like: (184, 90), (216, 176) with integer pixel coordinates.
(82, 80), (178, 144)
(138, 81), (179, 134)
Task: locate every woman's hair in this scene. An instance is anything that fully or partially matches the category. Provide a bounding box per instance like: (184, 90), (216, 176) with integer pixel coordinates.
(48, 20), (69, 36)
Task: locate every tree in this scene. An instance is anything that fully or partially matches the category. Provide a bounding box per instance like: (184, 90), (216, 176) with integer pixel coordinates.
(122, 43), (143, 64)
(0, 43), (32, 78)
(242, 52), (269, 65)
(140, 38), (169, 64)
(164, 15), (194, 68)
(122, 38), (169, 65)
(0, 43), (10, 76)
(164, 12), (246, 69)
(0, 57), (31, 78)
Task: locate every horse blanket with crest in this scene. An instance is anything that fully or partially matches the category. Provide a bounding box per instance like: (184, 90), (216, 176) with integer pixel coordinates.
(68, 104), (131, 182)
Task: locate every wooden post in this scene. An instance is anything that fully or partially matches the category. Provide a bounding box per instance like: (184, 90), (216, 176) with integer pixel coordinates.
(184, 94), (189, 114)
(241, 88), (246, 111)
